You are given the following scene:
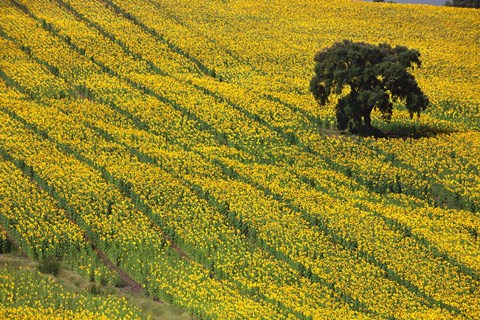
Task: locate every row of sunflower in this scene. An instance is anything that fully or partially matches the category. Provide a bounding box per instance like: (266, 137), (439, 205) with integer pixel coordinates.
(0, 150), (122, 283)
(0, 8), (362, 316)
(0, 264), (146, 319)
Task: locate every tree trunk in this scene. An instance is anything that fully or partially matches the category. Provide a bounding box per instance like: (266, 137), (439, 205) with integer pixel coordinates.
(363, 112), (372, 129)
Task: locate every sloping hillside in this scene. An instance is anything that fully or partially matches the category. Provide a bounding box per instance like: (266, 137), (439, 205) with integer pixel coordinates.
(0, 0), (479, 318)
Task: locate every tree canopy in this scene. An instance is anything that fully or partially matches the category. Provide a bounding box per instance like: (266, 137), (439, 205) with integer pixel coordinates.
(310, 40), (429, 133)
(445, 0), (479, 8)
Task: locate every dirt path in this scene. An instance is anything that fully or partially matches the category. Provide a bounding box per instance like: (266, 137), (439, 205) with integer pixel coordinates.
(91, 245), (143, 294)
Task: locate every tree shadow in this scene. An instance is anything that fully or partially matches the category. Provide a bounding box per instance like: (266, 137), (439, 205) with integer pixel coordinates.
(365, 122), (457, 139)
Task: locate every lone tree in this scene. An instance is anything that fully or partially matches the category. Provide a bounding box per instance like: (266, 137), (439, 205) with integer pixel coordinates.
(445, 0), (479, 8)
(310, 40), (429, 133)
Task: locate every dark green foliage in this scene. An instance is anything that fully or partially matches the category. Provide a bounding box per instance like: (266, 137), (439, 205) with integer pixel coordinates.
(445, 0), (479, 8)
(20, 45), (31, 55)
(310, 40), (429, 133)
(0, 235), (12, 253)
(38, 258), (60, 276)
(466, 227), (478, 240)
(86, 283), (103, 295)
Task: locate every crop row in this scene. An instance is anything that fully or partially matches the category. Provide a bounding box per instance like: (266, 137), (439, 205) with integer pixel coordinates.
(0, 263), (146, 319)
(0, 98), (286, 318)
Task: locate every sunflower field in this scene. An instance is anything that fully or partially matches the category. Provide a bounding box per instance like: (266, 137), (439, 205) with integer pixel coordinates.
(0, 0), (478, 318)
